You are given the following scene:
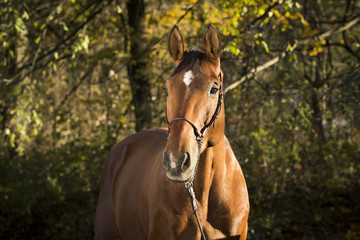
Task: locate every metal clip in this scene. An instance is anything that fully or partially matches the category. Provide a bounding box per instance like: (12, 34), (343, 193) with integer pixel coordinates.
(186, 185), (198, 213)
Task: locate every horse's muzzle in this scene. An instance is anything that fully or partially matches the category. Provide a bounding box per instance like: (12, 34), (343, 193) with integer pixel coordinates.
(163, 151), (192, 182)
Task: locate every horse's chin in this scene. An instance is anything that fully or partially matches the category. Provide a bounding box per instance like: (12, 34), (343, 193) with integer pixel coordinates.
(165, 170), (193, 183)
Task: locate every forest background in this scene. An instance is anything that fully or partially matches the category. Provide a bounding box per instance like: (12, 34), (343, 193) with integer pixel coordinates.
(1, 0), (359, 239)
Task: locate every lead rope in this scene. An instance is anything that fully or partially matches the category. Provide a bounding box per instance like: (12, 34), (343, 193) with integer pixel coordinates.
(185, 136), (206, 240)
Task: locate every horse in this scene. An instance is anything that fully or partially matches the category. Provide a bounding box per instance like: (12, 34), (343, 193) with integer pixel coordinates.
(94, 24), (249, 240)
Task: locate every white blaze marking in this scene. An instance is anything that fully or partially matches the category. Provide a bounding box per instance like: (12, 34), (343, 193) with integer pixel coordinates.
(183, 70), (193, 86)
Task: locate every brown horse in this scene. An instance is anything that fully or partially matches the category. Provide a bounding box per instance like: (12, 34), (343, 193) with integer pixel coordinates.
(94, 24), (249, 240)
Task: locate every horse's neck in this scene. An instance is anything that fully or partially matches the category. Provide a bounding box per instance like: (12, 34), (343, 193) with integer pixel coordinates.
(195, 135), (226, 201)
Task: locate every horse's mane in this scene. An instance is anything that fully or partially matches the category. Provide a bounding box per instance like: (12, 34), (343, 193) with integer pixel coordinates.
(171, 48), (209, 77)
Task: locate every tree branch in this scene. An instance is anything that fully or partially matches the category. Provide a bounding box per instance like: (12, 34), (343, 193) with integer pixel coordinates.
(302, 14), (360, 44)
(124, 0), (201, 62)
(241, 0), (282, 34)
(4, 0), (113, 92)
(30, 0), (67, 73)
(328, 42), (360, 61)
(55, 69), (92, 113)
(224, 14), (360, 94)
(175, 1), (201, 25)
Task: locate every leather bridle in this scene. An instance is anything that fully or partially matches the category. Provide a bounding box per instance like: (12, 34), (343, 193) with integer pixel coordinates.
(164, 72), (223, 240)
(165, 85), (223, 142)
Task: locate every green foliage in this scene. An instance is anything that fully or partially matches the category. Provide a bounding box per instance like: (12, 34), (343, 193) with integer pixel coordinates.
(0, 141), (108, 239)
(1, 0), (359, 239)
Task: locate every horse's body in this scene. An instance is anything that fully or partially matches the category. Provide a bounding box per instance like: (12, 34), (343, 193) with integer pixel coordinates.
(95, 25), (249, 240)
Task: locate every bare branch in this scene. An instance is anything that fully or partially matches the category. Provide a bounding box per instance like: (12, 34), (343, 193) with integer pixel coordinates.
(302, 14), (360, 44)
(176, 1), (200, 25)
(55, 69), (92, 113)
(3, 0), (113, 92)
(224, 14), (360, 94)
(328, 42), (360, 61)
(241, 0), (282, 34)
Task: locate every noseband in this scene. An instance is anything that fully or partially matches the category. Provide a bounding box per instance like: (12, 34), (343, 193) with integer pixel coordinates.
(164, 72), (223, 240)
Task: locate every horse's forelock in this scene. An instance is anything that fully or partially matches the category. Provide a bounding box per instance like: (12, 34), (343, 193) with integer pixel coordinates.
(171, 49), (209, 77)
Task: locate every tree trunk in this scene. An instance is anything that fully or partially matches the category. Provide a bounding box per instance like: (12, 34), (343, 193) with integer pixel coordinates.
(126, 0), (152, 132)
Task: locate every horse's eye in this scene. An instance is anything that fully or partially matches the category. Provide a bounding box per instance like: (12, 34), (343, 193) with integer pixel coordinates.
(164, 87), (169, 97)
(210, 87), (219, 95)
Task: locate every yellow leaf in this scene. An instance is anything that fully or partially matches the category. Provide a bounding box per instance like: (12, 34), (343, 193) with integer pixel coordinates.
(274, 10), (281, 18)
(35, 36), (41, 44)
(5, 128), (10, 135)
(309, 46), (323, 56)
(258, 8), (265, 16)
(77, 94), (87, 101)
(32, 128), (38, 137)
(300, 15), (309, 26)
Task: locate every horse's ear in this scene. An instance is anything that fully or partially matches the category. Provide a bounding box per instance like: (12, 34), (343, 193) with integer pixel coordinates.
(168, 25), (185, 62)
(204, 24), (221, 61)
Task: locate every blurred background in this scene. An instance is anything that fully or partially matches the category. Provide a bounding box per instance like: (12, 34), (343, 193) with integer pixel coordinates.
(0, 0), (359, 239)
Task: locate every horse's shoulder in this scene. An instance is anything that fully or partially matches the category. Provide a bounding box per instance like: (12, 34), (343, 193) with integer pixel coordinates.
(222, 136), (246, 188)
(218, 136), (249, 232)
(223, 136), (232, 151)
(223, 136), (238, 165)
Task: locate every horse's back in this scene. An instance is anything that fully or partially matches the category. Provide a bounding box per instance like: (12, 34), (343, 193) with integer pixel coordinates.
(94, 128), (168, 239)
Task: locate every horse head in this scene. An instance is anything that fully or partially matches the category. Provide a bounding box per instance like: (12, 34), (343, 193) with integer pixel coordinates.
(163, 24), (225, 183)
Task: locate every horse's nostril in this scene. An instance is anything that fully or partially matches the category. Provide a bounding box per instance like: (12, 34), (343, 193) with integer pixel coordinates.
(181, 152), (191, 171)
(163, 151), (170, 170)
